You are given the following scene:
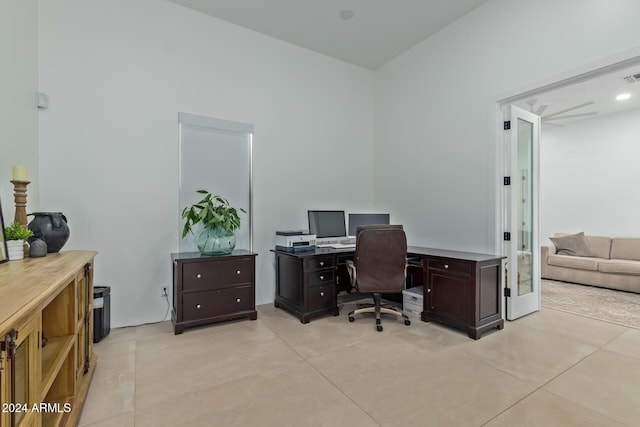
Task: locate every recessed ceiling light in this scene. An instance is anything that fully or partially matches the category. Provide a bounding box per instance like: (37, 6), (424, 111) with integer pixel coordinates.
(339, 9), (354, 20)
(616, 93), (631, 101)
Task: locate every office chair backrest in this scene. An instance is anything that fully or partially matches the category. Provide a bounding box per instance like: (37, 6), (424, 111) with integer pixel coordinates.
(354, 225), (407, 294)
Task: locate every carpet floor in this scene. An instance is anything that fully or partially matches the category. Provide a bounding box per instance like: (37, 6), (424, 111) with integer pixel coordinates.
(541, 279), (640, 329)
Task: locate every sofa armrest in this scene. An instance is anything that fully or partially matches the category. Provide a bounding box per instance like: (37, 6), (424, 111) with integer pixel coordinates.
(540, 244), (556, 278)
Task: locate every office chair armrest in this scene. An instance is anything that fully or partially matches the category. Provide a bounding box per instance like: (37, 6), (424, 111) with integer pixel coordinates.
(345, 259), (357, 289)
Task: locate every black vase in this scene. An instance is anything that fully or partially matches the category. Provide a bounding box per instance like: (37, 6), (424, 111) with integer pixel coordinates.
(28, 212), (70, 253)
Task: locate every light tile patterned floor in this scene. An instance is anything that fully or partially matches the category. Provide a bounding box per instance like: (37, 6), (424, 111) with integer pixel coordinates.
(78, 302), (640, 427)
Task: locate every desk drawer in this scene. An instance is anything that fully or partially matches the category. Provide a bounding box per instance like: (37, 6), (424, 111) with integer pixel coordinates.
(182, 258), (254, 291)
(308, 269), (334, 287)
(307, 256), (334, 271)
(182, 285), (254, 321)
(308, 285), (335, 311)
(427, 259), (471, 276)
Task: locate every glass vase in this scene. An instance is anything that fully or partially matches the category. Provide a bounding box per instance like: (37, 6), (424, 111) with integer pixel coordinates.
(197, 227), (236, 255)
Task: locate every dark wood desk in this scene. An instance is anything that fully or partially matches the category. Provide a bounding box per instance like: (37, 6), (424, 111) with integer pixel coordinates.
(272, 246), (504, 339)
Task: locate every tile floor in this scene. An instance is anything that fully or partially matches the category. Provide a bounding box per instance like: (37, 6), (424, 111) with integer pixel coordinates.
(78, 301), (640, 427)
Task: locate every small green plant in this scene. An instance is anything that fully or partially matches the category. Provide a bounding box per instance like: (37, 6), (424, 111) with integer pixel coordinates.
(4, 221), (34, 241)
(181, 190), (245, 238)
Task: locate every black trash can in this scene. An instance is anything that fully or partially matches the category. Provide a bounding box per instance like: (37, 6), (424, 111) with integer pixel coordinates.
(93, 286), (111, 343)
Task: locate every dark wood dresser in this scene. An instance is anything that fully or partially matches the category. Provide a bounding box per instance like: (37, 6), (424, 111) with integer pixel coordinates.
(172, 251), (257, 334)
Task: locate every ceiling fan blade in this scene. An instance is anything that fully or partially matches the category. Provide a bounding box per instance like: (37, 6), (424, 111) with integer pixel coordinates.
(535, 104), (549, 115)
(543, 101), (595, 119)
(543, 112), (598, 121)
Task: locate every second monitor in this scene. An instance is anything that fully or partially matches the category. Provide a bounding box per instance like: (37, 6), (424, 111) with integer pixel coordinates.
(348, 213), (390, 236)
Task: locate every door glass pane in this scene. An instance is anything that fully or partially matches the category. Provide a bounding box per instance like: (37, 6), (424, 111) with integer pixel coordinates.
(14, 339), (29, 425)
(517, 118), (533, 296)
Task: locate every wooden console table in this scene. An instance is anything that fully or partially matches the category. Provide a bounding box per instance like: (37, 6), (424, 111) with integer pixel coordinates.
(272, 246), (504, 339)
(0, 251), (97, 427)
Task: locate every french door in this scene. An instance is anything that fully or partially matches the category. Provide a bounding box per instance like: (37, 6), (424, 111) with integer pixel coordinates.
(504, 106), (541, 320)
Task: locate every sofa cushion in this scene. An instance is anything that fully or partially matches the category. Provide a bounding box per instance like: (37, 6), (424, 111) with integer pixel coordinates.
(550, 232), (596, 257)
(610, 238), (640, 261)
(584, 235), (612, 259)
(598, 259), (640, 275)
(547, 254), (599, 271)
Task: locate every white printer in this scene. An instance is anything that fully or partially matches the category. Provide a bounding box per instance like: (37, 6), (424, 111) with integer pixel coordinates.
(275, 230), (316, 252)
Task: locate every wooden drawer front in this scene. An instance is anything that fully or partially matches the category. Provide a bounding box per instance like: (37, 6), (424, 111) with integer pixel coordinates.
(307, 256), (334, 271)
(182, 285), (254, 321)
(308, 269), (335, 287)
(428, 259), (471, 276)
(308, 285), (335, 311)
(182, 258), (253, 291)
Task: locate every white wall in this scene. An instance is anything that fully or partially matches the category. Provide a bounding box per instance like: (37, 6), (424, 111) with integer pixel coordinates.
(540, 108), (640, 242)
(38, 0), (375, 327)
(0, 0), (39, 225)
(20, 0), (640, 327)
(374, 0), (640, 253)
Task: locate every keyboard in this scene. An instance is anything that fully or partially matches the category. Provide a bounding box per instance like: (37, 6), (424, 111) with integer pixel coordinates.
(330, 243), (356, 249)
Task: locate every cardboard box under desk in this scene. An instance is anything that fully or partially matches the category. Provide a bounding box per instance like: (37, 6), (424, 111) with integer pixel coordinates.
(402, 286), (424, 317)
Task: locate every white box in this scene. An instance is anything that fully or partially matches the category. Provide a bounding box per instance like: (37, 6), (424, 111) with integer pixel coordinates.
(402, 286), (424, 317)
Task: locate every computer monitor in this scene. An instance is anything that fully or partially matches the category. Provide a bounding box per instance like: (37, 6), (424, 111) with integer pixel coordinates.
(307, 210), (347, 241)
(348, 213), (390, 236)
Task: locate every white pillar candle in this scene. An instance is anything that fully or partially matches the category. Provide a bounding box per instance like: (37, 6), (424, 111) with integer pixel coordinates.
(11, 165), (28, 181)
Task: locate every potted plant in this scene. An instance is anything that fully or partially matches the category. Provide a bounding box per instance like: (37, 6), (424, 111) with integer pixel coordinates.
(181, 190), (245, 255)
(4, 221), (34, 260)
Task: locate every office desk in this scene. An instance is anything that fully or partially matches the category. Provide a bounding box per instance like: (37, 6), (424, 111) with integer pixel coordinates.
(272, 246), (505, 339)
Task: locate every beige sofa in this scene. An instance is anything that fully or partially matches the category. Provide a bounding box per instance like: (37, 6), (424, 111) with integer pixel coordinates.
(541, 232), (640, 293)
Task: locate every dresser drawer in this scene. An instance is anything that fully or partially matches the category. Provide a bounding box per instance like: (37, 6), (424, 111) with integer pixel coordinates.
(307, 256), (334, 271)
(182, 285), (254, 322)
(308, 269), (334, 287)
(427, 259), (471, 275)
(182, 258), (254, 291)
(308, 285), (335, 312)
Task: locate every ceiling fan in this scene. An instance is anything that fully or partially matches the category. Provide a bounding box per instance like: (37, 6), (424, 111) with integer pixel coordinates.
(525, 99), (598, 126)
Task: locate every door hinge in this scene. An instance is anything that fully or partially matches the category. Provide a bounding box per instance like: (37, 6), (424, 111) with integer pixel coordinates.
(504, 288), (511, 297)
(503, 120), (511, 130)
(3, 329), (18, 360)
(503, 232), (511, 241)
(504, 176), (511, 185)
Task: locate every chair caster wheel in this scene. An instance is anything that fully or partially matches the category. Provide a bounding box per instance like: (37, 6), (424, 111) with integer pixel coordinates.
(404, 319), (411, 326)
(348, 316), (355, 322)
(376, 325), (383, 332)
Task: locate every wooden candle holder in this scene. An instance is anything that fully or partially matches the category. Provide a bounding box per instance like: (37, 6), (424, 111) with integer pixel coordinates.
(11, 180), (30, 227)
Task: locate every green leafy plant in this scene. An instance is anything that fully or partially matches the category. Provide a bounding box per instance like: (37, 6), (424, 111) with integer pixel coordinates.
(181, 190), (246, 238)
(4, 221), (34, 241)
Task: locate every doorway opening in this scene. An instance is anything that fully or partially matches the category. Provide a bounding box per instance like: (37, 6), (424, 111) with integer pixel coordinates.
(495, 54), (640, 321)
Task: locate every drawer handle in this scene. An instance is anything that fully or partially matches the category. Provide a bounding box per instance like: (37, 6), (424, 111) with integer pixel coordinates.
(319, 275), (324, 280)
(320, 292), (324, 297)
(196, 274), (202, 279)
(236, 298), (241, 303)
(444, 264), (449, 269)
(236, 270), (241, 275)
(319, 261), (324, 266)
(196, 304), (201, 309)
(427, 289), (432, 293)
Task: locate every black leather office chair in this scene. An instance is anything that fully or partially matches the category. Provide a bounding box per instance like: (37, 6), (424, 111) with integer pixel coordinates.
(346, 225), (411, 332)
